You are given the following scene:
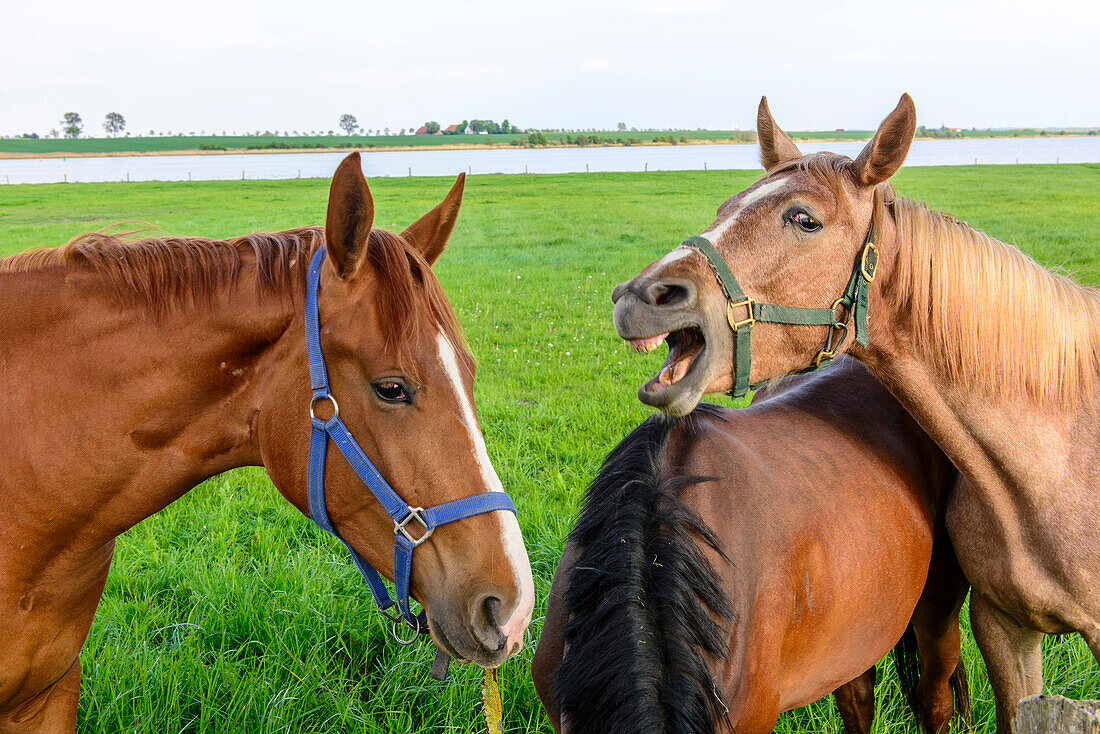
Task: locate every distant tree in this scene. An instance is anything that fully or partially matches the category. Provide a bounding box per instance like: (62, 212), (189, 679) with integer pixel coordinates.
(48, 129), (60, 138)
(500, 119), (511, 134)
(617, 122), (627, 131)
(61, 112), (83, 139)
(424, 121), (440, 134)
(399, 128), (406, 135)
(103, 112), (125, 137)
(338, 114), (358, 135)
(527, 132), (548, 146)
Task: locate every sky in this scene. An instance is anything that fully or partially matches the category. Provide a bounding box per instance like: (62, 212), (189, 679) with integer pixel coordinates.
(2, 0), (1097, 138)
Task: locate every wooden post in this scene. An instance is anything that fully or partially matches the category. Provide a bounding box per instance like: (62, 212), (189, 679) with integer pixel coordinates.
(1014, 694), (1100, 733)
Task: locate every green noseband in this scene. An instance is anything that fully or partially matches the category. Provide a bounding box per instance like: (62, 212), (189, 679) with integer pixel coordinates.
(682, 192), (882, 398)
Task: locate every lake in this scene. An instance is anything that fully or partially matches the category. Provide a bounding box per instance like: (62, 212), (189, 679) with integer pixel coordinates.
(2, 136), (1098, 185)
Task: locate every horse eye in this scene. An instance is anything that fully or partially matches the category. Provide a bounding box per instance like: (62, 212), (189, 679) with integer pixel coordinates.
(372, 380), (409, 404)
(790, 211), (822, 232)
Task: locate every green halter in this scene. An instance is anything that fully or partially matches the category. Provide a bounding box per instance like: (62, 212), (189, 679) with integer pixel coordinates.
(682, 191), (883, 398)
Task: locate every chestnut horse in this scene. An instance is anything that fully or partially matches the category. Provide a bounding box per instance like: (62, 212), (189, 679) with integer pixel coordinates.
(0, 152), (533, 732)
(611, 94), (1100, 732)
(533, 359), (971, 734)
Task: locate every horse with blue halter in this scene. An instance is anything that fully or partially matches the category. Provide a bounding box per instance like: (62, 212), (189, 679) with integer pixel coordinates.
(533, 359), (971, 734)
(0, 152), (533, 732)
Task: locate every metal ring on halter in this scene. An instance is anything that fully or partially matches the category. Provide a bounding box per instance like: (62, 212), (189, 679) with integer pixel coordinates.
(831, 297), (853, 328)
(309, 393), (340, 421)
(392, 618), (422, 645)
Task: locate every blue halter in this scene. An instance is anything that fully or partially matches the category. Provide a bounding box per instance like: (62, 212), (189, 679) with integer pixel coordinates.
(303, 246), (517, 677)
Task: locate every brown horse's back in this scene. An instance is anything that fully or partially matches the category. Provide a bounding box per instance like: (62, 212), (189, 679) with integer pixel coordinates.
(534, 358), (964, 733)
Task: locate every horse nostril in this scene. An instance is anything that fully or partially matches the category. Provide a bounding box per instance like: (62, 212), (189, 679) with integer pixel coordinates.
(645, 281), (691, 307)
(469, 593), (505, 652)
(611, 281), (630, 304)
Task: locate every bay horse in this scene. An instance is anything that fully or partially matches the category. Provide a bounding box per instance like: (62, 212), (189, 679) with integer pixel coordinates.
(610, 94), (1100, 732)
(0, 152), (533, 732)
(532, 358), (971, 734)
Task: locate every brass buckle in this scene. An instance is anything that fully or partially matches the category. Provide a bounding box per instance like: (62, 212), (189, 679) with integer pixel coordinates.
(860, 242), (879, 282)
(814, 348), (835, 368)
(726, 297), (755, 332)
(395, 507), (434, 547)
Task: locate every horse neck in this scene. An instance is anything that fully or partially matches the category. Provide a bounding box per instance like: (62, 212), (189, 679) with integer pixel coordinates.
(0, 257), (302, 551)
(856, 199), (1100, 493)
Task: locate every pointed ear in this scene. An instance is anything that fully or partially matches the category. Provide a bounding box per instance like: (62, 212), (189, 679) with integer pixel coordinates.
(851, 94), (916, 187)
(401, 172), (465, 266)
(757, 96), (802, 170)
(324, 152), (374, 278)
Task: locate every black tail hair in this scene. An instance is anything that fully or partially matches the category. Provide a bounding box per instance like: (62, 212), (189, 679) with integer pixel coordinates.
(554, 405), (734, 734)
(892, 625), (973, 730)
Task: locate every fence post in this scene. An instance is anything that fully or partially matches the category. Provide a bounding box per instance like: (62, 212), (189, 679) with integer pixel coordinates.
(242, 170), (245, 180)
(645, 162), (648, 172)
(1014, 695), (1100, 733)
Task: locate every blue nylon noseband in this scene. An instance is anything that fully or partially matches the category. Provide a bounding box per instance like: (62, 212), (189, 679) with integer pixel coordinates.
(303, 246), (517, 678)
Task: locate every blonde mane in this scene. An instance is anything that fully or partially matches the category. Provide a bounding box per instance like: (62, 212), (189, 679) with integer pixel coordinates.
(889, 197), (1100, 405)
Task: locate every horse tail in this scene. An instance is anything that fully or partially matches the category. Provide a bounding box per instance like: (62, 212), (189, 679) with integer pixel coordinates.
(892, 624), (922, 721)
(554, 406), (734, 734)
(950, 655), (973, 727)
(891, 624), (974, 729)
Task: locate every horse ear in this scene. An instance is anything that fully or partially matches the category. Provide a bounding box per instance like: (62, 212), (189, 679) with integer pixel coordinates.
(324, 152), (375, 278)
(757, 96), (802, 170)
(401, 172), (465, 266)
(851, 94), (917, 187)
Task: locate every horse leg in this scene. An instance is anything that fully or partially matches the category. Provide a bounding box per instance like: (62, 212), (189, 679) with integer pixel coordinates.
(908, 536), (970, 734)
(0, 657), (80, 734)
(970, 593), (1043, 734)
(833, 667), (876, 734)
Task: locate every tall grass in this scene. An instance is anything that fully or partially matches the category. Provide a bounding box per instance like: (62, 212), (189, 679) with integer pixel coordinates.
(0, 164), (1097, 732)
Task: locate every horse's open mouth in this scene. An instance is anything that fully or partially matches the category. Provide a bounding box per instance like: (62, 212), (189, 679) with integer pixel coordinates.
(630, 327), (707, 396)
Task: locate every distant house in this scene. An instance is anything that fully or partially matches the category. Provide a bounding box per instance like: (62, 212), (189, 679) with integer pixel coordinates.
(415, 125), (429, 135)
(443, 124), (465, 134)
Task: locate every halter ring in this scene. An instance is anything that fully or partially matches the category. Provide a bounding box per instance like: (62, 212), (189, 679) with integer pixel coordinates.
(309, 394), (340, 421)
(392, 618), (421, 645)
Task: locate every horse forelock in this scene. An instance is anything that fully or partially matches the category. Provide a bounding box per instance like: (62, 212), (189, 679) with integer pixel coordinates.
(362, 227), (470, 378)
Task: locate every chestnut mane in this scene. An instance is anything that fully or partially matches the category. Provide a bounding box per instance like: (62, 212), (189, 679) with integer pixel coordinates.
(0, 225), (468, 371)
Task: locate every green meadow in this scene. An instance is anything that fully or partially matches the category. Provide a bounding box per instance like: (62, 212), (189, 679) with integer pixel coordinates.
(1, 164), (1097, 732)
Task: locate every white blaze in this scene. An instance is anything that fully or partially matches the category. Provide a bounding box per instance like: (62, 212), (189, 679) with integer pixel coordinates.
(436, 333), (535, 653)
(703, 176), (788, 244)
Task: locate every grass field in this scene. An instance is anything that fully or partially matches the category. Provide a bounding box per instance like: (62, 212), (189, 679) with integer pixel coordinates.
(1, 164), (1098, 732)
(4, 127), (1072, 156)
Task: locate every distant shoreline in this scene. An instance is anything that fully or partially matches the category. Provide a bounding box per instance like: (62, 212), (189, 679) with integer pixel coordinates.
(2, 133), (1091, 160)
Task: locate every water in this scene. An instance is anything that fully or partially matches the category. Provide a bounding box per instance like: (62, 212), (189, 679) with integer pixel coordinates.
(1, 136), (1097, 185)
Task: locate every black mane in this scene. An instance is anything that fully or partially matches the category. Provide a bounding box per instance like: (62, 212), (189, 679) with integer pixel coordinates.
(554, 404), (734, 734)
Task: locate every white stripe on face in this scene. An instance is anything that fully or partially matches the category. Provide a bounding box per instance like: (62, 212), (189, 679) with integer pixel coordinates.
(435, 333), (535, 653)
(703, 176), (788, 245)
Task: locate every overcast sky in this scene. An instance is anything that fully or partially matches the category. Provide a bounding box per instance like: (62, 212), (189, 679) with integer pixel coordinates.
(2, 0), (1096, 137)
